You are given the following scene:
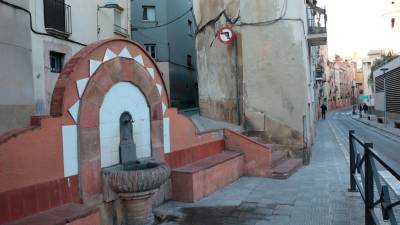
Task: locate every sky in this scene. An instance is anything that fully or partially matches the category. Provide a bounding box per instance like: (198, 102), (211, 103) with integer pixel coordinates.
(318, 0), (384, 61)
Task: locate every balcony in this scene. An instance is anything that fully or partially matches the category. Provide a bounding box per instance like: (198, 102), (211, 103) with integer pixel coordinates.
(114, 24), (129, 37)
(43, 0), (72, 38)
(307, 6), (327, 46)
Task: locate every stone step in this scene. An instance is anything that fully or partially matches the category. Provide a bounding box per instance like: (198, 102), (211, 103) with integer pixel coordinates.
(271, 158), (303, 179)
(4, 203), (99, 225)
(171, 150), (244, 202)
(271, 151), (288, 168)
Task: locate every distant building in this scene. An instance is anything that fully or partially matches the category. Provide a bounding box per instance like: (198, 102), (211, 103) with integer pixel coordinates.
(0, 0), (131, 133)
(355, 69), (364, 102)
(327, 56), (356, 109)
(130, 0), (198, 109)
(361, 50), (384, 106)
(373, 56), (400, 121)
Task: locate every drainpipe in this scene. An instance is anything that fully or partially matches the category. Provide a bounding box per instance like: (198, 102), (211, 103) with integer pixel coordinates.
(233, 35), (241, 126)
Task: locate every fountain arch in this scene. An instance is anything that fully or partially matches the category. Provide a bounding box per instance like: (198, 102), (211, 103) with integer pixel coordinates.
(49, 38), (170, 203)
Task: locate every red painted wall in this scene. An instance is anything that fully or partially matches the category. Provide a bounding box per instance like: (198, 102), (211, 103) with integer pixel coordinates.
(223, 129), (272, 176)
(165, 140), (225, 169)
(165, 108), (221, 152)
(0, 117), (64, 193)
(0, 176), (80, 224)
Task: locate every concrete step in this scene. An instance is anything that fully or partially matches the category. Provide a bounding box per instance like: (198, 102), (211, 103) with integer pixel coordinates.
(271, 151), (287, 168)
(171, 150), (244, 202)
(271, 158), (302, 179)
(4, 203), (99, 225)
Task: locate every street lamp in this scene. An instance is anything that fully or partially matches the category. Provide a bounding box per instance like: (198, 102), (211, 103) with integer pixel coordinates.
(380, 67), (389, 127)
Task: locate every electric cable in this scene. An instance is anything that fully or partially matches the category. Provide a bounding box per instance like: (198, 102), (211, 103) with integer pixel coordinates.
(0, 0), (87, 46)
(133, 7), (193, 30)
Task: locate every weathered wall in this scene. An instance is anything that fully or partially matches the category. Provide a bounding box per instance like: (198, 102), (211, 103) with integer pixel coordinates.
(194, 0), (241, 124)
(194, 0), (313, 145)
(0, 0), (35, 133)
(241, 0), (309, 145)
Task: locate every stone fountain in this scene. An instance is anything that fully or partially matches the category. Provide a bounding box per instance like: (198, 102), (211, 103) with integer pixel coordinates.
(103, 112), (170, 225)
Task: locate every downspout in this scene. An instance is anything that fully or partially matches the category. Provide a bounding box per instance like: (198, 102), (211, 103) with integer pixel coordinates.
(234, 35), (241, 126)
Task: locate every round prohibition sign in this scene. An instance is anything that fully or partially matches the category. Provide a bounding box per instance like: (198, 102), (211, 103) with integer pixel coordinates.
(217, 25), (235, 45)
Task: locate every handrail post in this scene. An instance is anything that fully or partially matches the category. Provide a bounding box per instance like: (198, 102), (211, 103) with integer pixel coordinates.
(364, 143), (374, 225)
(349, 130), (356, 192)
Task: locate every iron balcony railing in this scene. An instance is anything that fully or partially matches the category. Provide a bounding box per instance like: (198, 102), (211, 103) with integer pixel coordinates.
(306, 6), (327, 35)
(349, 130), (400, 225)
(114, 24), (129, 37)
(43, 0), (72, 37)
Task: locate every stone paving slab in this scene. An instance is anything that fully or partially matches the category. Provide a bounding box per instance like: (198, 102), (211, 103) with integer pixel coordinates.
(155, 120), (367, 225)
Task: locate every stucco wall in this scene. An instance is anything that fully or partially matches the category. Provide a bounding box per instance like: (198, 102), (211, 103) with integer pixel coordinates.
(0, 0), (35, 133)
(194, 0), (313, 145)
(194, 0), (241, 123)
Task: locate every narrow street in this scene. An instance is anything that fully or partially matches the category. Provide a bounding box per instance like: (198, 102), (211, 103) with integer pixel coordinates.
(327, 108), (400, 163)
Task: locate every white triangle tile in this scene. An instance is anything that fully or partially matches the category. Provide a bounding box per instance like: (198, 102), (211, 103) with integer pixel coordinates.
(89, 59), (102, 76)
(156, 84), (163, 96)
(146, 68), (155, 79)
(103, 48), (117, 62)
(162, 102), (167, 114)
(134, 55), (144, 66)
(68, 100), (80, 123)
(76, 77), (89, 98)
(119, 47), (133, 59)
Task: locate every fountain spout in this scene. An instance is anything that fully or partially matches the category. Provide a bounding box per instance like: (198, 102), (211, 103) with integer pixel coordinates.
(119, 111), (137, 169)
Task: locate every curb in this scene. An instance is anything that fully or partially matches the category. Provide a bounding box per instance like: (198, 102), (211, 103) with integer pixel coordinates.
(351, 117), (400, 139)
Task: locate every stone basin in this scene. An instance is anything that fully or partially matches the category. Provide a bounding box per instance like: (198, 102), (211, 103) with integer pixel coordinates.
(102, 158), (170, 225)
(104, 159), (171, 194)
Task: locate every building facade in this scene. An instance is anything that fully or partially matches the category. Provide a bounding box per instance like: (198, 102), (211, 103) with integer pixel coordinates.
(193, 0), (328, 159)
(373, 56), (400, 121)
(131, 0), (198, 109)
(0, 0), (130, 133)
(327, 56), (356, 110)
(355, 68), (364, 104)
(361, 50), (384, 107)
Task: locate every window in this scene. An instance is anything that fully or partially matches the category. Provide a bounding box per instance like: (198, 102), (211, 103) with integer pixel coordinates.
(114, 9), (122, 27)
(50, 51), (65, 73)
(142, 6), (156, 21)
(188, 20), (193, 35)
(144, 44), (156, 59)
(187, 54), (192, 68)
(43, 0), (71, 36)
(113, 9), (128, 37)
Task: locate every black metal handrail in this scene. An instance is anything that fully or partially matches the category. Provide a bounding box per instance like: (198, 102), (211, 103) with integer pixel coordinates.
(349, 130), (400, 225)
(43, 0), (72, 36)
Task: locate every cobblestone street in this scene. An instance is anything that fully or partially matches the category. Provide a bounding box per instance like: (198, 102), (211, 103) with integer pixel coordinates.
(155, 113), (365, 225)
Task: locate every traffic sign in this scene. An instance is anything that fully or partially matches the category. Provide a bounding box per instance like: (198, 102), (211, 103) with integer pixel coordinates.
(217, 25), (235, 45)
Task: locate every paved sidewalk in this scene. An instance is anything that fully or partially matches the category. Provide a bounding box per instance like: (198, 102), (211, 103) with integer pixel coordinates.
(155, 120), (365, 225)
(352, 115), (400, 138)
